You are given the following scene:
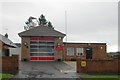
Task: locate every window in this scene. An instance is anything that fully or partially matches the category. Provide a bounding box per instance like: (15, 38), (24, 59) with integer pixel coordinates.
(30, 53), (54, 56)
(67, 48), (74, 56)
(76, 48), (84, 56)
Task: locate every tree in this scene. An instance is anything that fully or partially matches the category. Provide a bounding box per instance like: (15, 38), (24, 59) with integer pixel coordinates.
(48, 21), (53, 28)
(24, 16), (37, 30)
(38, 14), (47, 25)
(24, 14), (54, 30)
(28, 16), (36, 23)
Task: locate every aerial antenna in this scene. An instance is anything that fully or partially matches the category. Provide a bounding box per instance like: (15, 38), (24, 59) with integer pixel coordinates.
(65, 10), (68, 60)
(65, 10), (67, 43)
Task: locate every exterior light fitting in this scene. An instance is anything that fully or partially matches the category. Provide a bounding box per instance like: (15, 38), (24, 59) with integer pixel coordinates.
(88, 43), (91, 46)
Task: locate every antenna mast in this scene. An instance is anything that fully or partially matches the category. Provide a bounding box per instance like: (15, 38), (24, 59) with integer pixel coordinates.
(65, 11), (67, 43)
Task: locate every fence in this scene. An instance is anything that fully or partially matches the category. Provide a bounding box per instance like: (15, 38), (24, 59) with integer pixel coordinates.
(0, 55), (19, 74)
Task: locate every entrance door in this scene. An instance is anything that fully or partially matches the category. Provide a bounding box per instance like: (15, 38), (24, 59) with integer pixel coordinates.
(86, 48), (92, 59)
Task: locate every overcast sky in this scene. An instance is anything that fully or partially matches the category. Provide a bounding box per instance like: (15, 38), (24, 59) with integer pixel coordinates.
(0, 0), (119, 52)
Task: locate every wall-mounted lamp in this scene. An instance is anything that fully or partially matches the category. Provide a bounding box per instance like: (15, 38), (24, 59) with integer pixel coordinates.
(24, 42), (27, 46)
(88, 43), (91, 46)
(24, 42), (28, 48)
(59, 37), (61, 40)
(100, 47), (103, 49)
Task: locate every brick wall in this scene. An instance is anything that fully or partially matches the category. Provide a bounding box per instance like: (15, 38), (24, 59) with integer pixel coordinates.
(21, 37), (107, 61)
(54, 37), (64, 61)
(21, 36), (64, 61)
(21, 37), (30, 61)
(0, 41), (3, 57)
(77, 58), (120, 73)
(0, 55), (19, 74)
(63, 43), (107, 61)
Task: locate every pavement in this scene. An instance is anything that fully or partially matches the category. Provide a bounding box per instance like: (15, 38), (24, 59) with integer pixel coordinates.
(13, 61), (81, 79)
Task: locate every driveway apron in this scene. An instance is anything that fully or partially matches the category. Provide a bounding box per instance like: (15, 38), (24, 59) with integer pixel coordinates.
(13, 61), (80, 78)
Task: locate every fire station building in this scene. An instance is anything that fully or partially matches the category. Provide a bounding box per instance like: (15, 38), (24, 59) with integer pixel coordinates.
(19, 25), (107, 61)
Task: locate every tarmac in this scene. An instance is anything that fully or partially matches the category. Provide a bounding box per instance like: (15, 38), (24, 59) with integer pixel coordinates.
(12, 61), (82, 79)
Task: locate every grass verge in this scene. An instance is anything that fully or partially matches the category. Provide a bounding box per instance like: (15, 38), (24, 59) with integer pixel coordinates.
(80, 75), (120, 80)
(0, 73), (14, 80)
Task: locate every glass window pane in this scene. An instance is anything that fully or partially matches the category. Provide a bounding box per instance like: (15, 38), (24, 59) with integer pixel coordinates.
(30, 45), (39, 48)
(67, 48), (74, 56)
(30, 49), (38, 52)
(30, 41), (38, 44)
(30, 53), (39, 56)
(76, 48), (83, 56)
(30, 40), (54, 57)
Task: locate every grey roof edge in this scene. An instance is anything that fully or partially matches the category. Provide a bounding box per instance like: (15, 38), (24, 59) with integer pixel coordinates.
(18, 26), (37, 37)
(53, 29), (66, 37)
(0, 34), (18, 48)
(18, 26), (66, 37)
(63, 42), (107, 45)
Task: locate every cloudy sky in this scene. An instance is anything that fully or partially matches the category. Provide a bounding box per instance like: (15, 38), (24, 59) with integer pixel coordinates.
(0, 0), (119, 52)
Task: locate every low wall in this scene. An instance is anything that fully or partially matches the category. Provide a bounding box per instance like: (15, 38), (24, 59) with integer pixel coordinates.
(0, 55), (19, 74)
(77, 58), (120, 73)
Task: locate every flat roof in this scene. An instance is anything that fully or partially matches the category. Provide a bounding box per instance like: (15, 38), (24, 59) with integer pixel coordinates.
(63, 42), (106, 45)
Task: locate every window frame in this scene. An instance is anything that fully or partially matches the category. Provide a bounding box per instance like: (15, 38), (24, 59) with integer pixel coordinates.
(67, 47), (74, 56)
(76, 48), (84, 56)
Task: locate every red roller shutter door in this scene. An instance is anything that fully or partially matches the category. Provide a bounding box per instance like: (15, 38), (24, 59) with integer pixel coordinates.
(30, 57), (54, 61)
(30, 37), (55, 61)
